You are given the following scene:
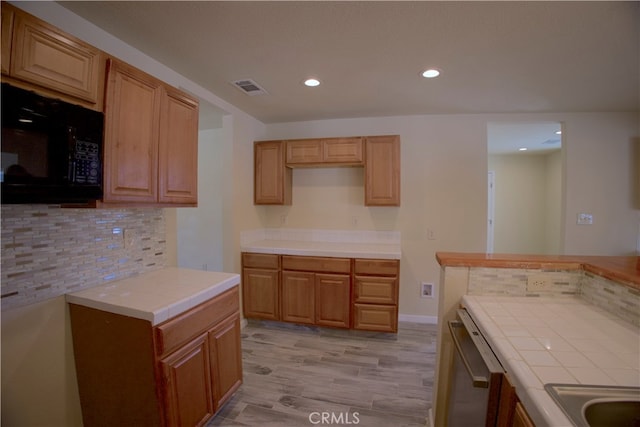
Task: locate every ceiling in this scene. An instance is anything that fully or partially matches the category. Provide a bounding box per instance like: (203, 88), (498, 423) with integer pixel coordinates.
(57, 1), (639, 128)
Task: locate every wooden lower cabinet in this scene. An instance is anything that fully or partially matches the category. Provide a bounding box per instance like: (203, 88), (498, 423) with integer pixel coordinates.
(69, 286), (242, 427)
(242, 253), (399, 332)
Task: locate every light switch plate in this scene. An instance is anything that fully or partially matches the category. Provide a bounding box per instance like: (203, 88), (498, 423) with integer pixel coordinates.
(577, 213), (593, 225)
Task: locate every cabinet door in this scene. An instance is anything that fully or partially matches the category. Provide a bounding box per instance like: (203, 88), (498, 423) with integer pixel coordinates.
(315, 274), (350, 328)
(242, 268), (280, 320)
(160, 333), (214, 427)
(364, 135), (401, 206)
(254, 141), (292, 205)
(209, 314), (243, 410)
(281, 271), (315, 324)
(10, 9), (102, 103)
(323, 137), (364, 165)
(286, 139), (322, 165)
(103, 59), (161, 203)
(158, 87), (198, 204)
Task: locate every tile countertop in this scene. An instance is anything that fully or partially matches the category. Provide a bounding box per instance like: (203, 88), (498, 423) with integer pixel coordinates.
(436, 252), (640, 290)
(241, 239), (402, 260)
(66, 267), (240, 325)
(461, 295), (640, 427)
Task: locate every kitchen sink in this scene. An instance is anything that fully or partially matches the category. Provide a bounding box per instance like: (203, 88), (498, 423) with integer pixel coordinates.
(545, 384), (640, 427)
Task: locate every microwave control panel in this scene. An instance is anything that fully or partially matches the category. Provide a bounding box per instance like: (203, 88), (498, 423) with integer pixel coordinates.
(73, 140), (100, 185)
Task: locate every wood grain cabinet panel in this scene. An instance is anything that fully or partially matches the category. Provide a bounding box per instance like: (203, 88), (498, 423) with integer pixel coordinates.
(352, 258), (399, 332)
(1, 3), (14, 75)
(286, 139), (323, 164)
(160, 333), (214, 427)
(353, 303), (398, 332)
(242, 268), (280, 320)
(158, 86), (198, 204)
(322, 137), (363, 164)
(242, 253), (280, 320)
(315, 273), (350, 328)
(255, 140), (292, 205)
(103, 59), (161, 203)
(281, 271), (316, 324)
(286, 137), (364, 166)
(103, 58), (198, 206)
(10, 8), (102, 104)
(364, 135), (401, 206)
(208, 315), (243, 410)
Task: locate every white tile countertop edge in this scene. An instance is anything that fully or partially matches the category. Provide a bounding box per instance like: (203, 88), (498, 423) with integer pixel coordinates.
(461, 295), (640, 427)
(241, 239), (401, 259)
(66, 267), (240, 325)
(240, 228), (401, 259)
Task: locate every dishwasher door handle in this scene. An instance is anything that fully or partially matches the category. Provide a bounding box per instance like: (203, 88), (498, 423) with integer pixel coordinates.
(448, 320), (489, 388)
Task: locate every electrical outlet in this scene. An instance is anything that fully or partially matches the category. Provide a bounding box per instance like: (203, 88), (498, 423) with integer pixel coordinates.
(421, 282), (434, 298)
(527, 275), (552, 292)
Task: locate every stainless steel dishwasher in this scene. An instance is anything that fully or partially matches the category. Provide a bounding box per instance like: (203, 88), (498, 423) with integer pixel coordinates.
(447, 308), (504, 427)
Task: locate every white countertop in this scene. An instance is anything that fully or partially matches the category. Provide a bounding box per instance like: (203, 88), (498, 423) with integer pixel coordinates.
(66, 267), (240, 325)
(240, 239), (401, 259)
(461, 295), (640, 427)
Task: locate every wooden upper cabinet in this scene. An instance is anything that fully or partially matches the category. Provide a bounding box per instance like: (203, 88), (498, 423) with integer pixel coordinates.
(103, 59), (161, 203)
(255, 140), (292, 205)
(103, 58), (198, 206)
(286, 137), (364, 167)
(7, 4), (102, 104)
(158, 86), (198, 204)
(365, 135), (401, 206)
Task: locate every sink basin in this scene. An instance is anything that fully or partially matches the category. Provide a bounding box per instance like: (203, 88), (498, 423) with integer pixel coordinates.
(545, 384), (640, 427)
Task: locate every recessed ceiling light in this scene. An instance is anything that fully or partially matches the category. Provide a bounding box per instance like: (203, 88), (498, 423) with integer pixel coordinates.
(304, 78), (320, 87)
(422, 69), (440, 78)
(519, 147), (528, 151)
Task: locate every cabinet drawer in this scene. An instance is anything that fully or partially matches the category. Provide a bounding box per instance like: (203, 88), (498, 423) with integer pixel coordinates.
(242, 252), (280, 269)
(354, 276), (397, 304)
(354, 259), (399, 276)
(282, 255), (351, 274)
(155, 287), (239, 357)
(353, 303), (398, 332)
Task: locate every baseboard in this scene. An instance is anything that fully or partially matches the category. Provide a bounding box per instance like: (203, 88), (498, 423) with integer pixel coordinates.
(399, 314), (438, 324)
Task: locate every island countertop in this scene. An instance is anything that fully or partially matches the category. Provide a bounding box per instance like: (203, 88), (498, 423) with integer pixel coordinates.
(65, 267), (240, 325)
(436, 252), (640, 289)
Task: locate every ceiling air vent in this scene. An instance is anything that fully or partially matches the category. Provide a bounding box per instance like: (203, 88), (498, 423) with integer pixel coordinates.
(231, 79), (268, 96)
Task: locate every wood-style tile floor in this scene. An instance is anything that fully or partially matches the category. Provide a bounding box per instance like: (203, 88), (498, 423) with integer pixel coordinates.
(207, 321), (437, 427)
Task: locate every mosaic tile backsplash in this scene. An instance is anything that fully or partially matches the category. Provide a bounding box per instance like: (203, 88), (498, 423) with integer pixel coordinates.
(1, 205), (167, 310)
(467, 267), (640, 327)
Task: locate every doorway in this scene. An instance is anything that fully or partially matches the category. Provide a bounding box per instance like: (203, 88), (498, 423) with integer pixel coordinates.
(487, 122), (563, 254)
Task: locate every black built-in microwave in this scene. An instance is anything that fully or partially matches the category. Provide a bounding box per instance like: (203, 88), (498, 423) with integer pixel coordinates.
(1, 83), (104, 204)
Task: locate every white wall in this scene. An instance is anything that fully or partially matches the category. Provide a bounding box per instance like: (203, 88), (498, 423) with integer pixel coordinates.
(176, 128), (227, 272)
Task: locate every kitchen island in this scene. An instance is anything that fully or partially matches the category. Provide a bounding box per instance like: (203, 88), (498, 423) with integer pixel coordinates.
(66, 267), (242, 427)
(433, 253), (640, 427)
